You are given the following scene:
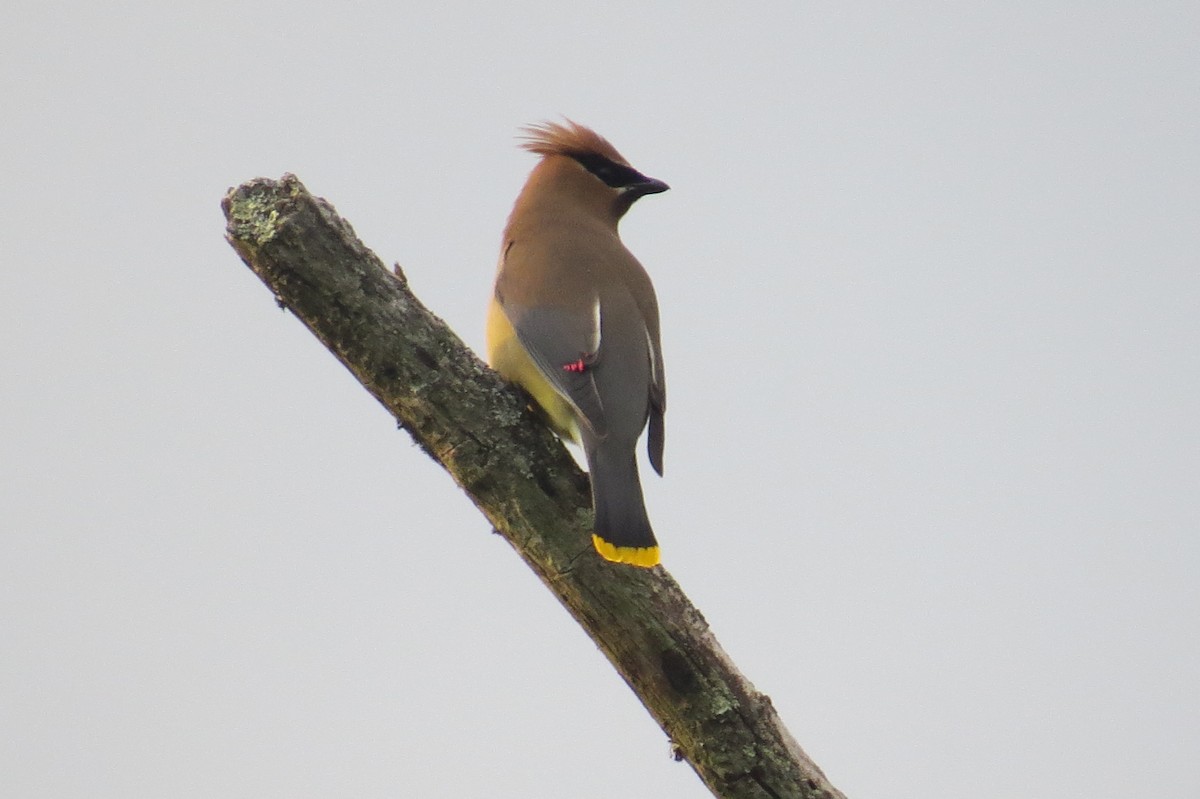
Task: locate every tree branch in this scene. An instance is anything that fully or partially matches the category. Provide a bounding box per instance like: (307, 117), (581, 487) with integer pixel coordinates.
(221, 174), (846, 799)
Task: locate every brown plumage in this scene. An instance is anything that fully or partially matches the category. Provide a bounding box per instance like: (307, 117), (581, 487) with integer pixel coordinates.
(486, 120), (669, 567)
(519, 120), (628, 164)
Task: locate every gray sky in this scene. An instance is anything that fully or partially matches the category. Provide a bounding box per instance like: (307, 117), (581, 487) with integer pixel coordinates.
(3, 2), (1197, 797)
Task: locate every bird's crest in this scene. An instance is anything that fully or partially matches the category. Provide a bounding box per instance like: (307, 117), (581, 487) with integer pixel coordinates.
(519, 120), (629, 166)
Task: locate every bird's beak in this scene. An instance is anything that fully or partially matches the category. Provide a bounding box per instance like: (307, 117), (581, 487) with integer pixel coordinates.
(625, 176), (670, 199)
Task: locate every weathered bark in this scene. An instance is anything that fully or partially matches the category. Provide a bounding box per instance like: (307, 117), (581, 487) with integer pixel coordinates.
(221, 174), (846, 799)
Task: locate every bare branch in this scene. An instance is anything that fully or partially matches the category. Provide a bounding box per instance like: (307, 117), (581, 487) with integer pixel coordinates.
(221, 174), (846, 799)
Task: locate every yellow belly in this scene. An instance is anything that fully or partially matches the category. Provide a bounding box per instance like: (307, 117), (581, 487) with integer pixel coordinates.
(486, 298), (580, 442)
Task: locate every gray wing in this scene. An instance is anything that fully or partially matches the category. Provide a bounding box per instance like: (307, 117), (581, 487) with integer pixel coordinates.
(647, 388), (665, 476)
(645, 311), (666, 477)
(495, 293), (609, 439)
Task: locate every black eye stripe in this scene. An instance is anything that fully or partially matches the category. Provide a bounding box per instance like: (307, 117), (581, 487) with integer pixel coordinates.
(572, 152), (645, 189)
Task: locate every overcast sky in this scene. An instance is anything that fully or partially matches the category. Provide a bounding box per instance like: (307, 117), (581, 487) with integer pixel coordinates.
(3, 3), (1197, 797)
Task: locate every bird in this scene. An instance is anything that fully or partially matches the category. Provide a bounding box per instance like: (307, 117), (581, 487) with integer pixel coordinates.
(486, 120), (669, 567)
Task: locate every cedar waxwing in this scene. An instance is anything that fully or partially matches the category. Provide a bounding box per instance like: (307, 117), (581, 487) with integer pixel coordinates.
(486, 121), (668, 567)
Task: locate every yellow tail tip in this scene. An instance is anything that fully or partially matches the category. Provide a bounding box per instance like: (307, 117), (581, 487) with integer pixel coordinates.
(592, 534), (660, 568)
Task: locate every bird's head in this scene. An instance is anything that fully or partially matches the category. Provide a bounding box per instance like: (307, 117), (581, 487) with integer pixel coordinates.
(519, 120), (668, 221)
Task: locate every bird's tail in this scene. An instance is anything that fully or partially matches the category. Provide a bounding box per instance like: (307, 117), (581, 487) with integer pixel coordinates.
(586, 443), (659, 567)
